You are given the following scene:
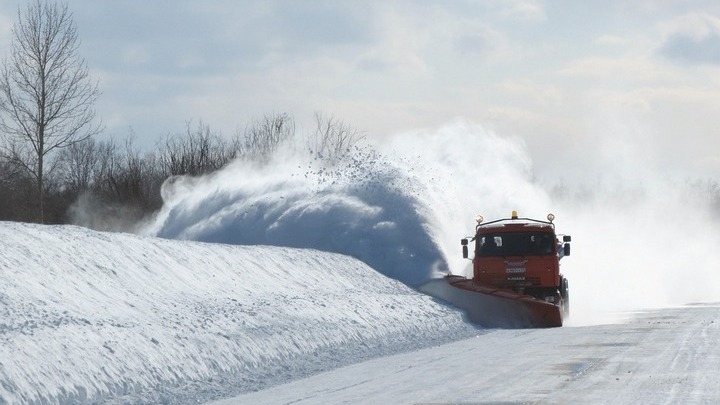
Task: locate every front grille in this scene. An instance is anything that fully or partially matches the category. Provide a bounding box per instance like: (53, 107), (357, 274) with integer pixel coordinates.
(525, 277), (541, 286)
(505, 276), (541, 286)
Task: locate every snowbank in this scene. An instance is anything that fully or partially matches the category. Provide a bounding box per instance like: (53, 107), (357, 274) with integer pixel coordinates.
(0, 222), (476, 404)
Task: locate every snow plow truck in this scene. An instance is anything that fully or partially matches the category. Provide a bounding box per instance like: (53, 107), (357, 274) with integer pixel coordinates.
(421, 211), (572, 328)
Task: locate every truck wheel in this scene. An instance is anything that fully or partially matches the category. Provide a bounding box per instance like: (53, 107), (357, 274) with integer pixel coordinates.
(560, 277), (570, 317)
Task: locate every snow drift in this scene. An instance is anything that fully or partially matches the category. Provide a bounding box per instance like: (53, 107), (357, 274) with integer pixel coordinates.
(0, 222), (477, 404)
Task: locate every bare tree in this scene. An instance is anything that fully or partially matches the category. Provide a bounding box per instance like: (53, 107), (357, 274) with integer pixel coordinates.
(242, 112), (295, 161)
(308, 112), (364, 164)
(158, 120), (237, 177)
(102, 136), (160, 209)
(0, 156), (36, 221)
(56, 136), (115, 197)
(0, 0), (102, 223)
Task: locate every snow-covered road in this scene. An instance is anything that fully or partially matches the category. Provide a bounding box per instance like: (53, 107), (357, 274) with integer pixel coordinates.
(214, 304), (720, 404)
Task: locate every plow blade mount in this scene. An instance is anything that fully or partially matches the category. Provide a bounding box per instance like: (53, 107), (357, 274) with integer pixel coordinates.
(419, 275), (563, 328)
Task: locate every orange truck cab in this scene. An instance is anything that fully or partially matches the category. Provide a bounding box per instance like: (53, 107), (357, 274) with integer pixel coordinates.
(461, 211), (572, 316)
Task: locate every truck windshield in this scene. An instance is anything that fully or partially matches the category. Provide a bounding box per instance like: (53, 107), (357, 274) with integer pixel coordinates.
(477, 232), (556, 257)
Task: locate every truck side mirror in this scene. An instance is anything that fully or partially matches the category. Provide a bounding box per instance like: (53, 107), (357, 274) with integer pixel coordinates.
(462, 245), (469, 259)
(563, 235), (571, 242)
(564, 243), (571, 256)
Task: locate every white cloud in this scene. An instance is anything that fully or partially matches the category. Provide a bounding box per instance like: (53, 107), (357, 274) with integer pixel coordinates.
(657, 12), (720, 64)
(498, 0), (547, 22)
(120, 45), (151, 67)
(558, 55), (677, 81)
(659, 12), (720, 40)
(355, 9), (431, 76)
(495, 80), (565, 107)
(452, 23), (518, 63)
(596, 34), (629, 46)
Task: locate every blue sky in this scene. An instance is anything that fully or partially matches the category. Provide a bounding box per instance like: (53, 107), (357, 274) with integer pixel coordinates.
(1, 0), (720, 181)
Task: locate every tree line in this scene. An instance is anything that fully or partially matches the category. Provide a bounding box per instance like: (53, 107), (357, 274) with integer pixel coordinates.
(0, 112), (364, 227)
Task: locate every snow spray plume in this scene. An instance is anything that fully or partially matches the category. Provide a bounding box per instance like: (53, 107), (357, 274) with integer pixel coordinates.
(143, 144), (446, 287)
(69, 192), (147, 233)
(553, 141), (720, 324)
(404, 120), (720, 325)
(143, 120), (551, 288)
(373, 121), (553, 279)
(144, 119), (720, 324)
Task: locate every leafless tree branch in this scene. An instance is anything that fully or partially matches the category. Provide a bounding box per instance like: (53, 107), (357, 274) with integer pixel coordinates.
(0, 0), (102, 222)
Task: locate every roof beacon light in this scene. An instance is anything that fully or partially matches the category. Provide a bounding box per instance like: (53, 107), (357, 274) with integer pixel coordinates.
(476, 215), (484, 224)
(547, 213), (555, 223)
(511, 210), (518, 219)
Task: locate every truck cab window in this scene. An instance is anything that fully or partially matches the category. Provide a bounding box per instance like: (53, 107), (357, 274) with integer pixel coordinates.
(478, 232), (555, 257)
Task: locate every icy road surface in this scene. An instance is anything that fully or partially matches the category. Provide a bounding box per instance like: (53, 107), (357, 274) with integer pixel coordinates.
(214, 304), (720, 404)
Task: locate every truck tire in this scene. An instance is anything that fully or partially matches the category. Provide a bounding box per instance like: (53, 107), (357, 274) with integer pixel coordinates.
(560, 277), (570, 317)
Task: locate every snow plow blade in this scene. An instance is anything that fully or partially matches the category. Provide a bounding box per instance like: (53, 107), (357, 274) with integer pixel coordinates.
(419, 275), (563, 328)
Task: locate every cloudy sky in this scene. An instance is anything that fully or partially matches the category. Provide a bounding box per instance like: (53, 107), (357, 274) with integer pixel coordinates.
(1, 0), (720, 181)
